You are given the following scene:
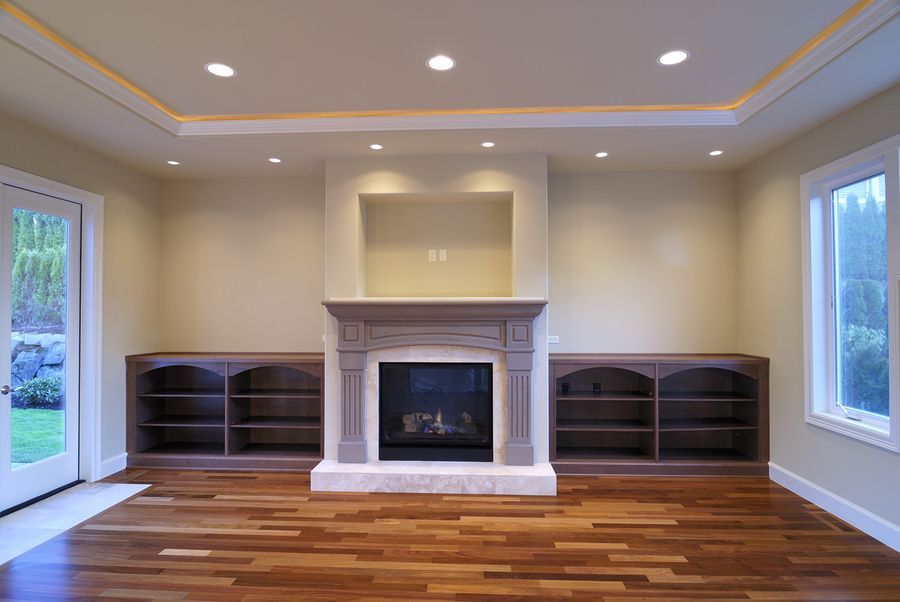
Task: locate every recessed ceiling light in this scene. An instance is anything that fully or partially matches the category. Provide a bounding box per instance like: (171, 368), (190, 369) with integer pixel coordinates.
(369, 143), (384, 150)
(166, 160), (180, 165)
(268, 157), (282, 163)
(481, 141), (495, 148)
(709, 150), (723, 156)
(427, 55), (455, 71)
(204, 62), (236, 77)
(657, 50), (690, 66)
(594, 152), (609, 158)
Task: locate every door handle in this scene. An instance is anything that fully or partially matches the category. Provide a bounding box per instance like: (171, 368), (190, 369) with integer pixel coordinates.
(0, 385), (11, 395)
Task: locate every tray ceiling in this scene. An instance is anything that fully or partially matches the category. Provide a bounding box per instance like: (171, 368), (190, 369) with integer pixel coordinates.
(0, 0), (899, 177)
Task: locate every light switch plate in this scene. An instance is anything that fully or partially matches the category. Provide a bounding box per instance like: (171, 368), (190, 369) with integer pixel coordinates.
(548, 335), (560, 344)
(439, 248), (447, 262)
(428, 249), (437, 262)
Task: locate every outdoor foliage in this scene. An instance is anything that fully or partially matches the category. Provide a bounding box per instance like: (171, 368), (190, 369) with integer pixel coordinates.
(14, 376), (63, 408)
(11, 209), (67, 331)
(837, 192), (889, 416)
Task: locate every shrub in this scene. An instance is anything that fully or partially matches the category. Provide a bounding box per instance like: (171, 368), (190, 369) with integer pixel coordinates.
(841, 324), (889, 415)
(15, 376), (63, 408)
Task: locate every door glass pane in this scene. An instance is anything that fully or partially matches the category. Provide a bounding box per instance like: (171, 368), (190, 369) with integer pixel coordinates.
(832, 173), (889, 417)
(10, 208), (68, 468)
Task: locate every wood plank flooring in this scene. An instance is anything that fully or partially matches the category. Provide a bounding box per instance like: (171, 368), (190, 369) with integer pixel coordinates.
(1, 470), (898, 601)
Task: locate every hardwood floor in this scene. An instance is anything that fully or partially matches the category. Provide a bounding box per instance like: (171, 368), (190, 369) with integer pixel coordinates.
(1, 471), (898, 601)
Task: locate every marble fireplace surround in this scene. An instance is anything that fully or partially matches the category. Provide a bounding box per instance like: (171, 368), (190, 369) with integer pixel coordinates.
(364, 345), (507, 464)
(313, 297), (556, 495)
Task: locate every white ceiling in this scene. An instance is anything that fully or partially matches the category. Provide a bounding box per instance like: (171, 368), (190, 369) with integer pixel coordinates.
(0, 0), (899, 179)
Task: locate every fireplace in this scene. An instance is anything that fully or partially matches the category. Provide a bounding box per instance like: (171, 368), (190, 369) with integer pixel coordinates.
(379, 362), (493, 461)
(314, 298), (556, 496)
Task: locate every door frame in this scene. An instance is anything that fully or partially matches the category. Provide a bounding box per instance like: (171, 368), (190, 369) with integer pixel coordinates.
(0, 164), (105, 482)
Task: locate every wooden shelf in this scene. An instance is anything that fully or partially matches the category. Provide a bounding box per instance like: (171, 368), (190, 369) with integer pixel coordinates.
(139, 416), (224, 428)
(659, 417), (756, 432)
(138, 442), (225, 456)
(659, 447), (755, 462)
(138, 388), (224, 398)
(127, 354), (324, 471)
(556, 392), (654, 402)
(556, 418), (653, 432)
(660, 392), (756, 402)
(230, 388), (321, 399)
(230, 417), (320, 429)
(551, 354), (769, 476)
(556, 447), (654, 461)
(229, 443), (321, 457)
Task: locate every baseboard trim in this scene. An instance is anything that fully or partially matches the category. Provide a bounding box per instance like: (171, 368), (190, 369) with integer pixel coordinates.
(769, 462), (900, 552)
(98, 453), (127, 479)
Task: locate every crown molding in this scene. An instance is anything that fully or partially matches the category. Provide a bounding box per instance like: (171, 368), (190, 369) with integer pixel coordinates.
(0, 0), (894, 137)
(176, 109), (738, 136)
(0, 4), (181, 134)
(734, 0), (900, 123)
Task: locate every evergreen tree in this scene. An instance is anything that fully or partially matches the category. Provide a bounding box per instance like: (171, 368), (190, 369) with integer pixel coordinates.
(10, 209), (67, 331)
(842, 281), (867, 327)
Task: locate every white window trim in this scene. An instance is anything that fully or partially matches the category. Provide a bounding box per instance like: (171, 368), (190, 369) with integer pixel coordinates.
(801, 132), (900, 452)
(0, 164), (105, 480)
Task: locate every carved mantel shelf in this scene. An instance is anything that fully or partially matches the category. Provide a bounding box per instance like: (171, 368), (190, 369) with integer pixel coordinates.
(323, 297), (548, 320)
(323, 297), (548, 466)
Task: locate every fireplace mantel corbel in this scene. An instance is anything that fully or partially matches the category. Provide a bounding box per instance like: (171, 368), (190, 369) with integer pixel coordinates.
(322, 298), (548, 466)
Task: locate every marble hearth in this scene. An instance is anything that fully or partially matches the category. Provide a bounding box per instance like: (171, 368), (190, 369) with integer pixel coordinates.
(312, 298), (556, 495)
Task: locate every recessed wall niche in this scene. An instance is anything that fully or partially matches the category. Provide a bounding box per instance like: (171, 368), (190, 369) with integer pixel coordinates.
(362, 192), (513, 297)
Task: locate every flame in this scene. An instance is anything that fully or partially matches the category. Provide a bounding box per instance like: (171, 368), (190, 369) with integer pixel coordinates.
(436, 409), (442, 424)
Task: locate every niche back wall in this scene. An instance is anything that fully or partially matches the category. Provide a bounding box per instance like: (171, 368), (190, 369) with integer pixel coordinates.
(364, 192), (513, 297)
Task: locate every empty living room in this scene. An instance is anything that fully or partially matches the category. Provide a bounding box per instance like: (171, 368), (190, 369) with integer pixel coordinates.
(1, 0), (900, 599)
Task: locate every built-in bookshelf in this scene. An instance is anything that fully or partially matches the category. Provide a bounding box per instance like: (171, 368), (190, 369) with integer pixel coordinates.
(550, 354), (768, 475)
(126, 353), (323, 470)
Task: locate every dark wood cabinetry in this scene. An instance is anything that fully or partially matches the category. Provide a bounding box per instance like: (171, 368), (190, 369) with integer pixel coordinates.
(551, 354), (768, 475)
(127, 353), (323, 470)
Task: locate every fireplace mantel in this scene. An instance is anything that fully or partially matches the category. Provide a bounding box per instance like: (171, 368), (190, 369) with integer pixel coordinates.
(323, 297), (548, 466)
(323, 297), (548, 321)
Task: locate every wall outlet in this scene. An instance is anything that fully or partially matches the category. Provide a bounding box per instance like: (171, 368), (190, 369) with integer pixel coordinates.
(548, 335), (560, 344)
(439, 248), (447, 262)
(428, 249), (437, 262)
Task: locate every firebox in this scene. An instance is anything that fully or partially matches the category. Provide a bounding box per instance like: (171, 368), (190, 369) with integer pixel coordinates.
(379, 362), (493, 462)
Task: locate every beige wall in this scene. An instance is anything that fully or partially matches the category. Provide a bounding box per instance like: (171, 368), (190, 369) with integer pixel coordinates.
(737, 82), (900, 525)
(549, 171), (738, 352)
(324, 155), (550, 461)
(159, 177), (325, 351)
(365, 193), (513, 297)
(0, 110), (161, 463)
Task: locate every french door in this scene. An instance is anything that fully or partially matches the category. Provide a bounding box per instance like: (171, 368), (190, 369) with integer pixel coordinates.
(0, 184), (81, 512)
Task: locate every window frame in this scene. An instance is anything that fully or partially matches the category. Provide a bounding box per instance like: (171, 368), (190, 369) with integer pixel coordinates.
(801, 133), (900, 452)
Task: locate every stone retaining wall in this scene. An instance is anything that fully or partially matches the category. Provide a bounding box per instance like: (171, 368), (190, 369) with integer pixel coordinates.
(10, 332), (65, 387)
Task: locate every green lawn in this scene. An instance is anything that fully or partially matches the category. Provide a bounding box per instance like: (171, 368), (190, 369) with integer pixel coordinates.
(11, 408), (64, 465)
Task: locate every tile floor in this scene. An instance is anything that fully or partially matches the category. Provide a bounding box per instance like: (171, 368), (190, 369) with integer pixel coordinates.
(0, 482), (149, 565)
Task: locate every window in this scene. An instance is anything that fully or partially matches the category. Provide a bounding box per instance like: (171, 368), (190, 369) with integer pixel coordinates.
(802, 135), (900, 452)
(833, 174), (889, 418)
